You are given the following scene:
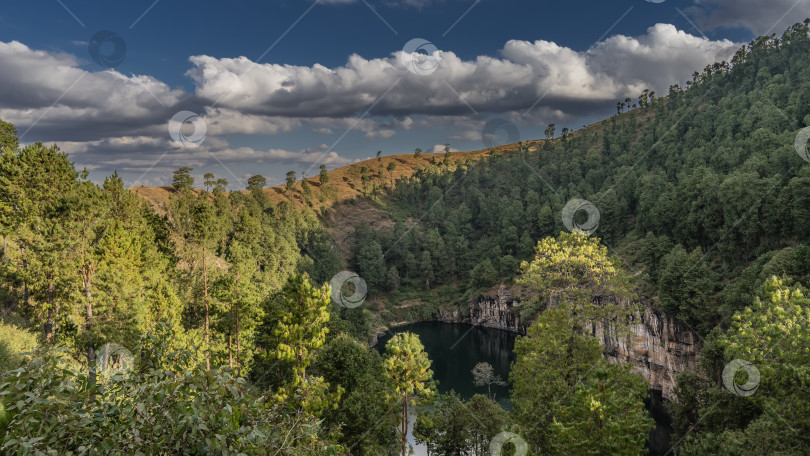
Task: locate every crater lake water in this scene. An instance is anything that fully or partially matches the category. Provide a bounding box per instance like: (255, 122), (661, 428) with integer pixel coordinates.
(376, 321), (516, 406)
(375, 321), (673, 455)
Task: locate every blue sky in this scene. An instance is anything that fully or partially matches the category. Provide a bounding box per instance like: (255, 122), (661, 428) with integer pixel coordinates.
(0, 0), (807, 188)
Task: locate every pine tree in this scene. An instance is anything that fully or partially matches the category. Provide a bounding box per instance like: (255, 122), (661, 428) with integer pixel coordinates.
(383, 332), (436, 456)
(172, 167), (194, 190)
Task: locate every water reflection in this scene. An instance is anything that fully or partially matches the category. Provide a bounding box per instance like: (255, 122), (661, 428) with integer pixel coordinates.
(376, 321), (517, 403)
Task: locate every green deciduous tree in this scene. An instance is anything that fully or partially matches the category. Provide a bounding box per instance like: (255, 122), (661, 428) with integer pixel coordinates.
(414, 392), (510, 456)
(544, 123), (556, 139)
(313, 333), (398, 455)
(659, 244), (714, 333)
(387, 161), (397, 188)
(203, 172), (216, 192)
(355, 240), (385, 291)
(0, 120), (18, 151)
(0, 330), (344, 455)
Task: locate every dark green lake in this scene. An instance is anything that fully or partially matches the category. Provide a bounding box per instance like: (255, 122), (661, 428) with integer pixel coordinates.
(376, 321), (517, 406)
(375, 320), (673, 455)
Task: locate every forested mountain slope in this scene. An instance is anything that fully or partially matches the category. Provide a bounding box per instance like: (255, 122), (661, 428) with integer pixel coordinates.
(348, 21), (810, 338)
(1, 20), (809, 456)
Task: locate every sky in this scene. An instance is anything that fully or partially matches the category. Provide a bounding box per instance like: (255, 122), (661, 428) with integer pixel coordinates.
(0, 0), (808, 189)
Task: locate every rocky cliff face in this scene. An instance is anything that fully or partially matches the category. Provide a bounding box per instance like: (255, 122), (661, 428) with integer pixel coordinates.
(436, 289), (698, 399)
(591, 303), (699, 399)
(437, 290), (527, 334)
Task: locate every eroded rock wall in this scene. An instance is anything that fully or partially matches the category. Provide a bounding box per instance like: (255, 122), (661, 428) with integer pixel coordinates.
(437, 291), (527, 333)
(443, 289), (698, 399)
(591, 303), (699, 399)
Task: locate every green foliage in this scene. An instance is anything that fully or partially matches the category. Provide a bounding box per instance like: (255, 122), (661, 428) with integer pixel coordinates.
(4, 20), (810, 452)
(382, 332), (437, 456)
(247, 174), (267, 192)
(313, 333), (398, 455)
(470, 258), (498, 289)
(0, 321), (37, 373)
(0, 120), (18, 152)
(0, 337), (344, 455)
(266, 274), (332, 392)
(414, 392), (510, 455)
(345, 21), (810, 338)
(659, 245), (714, 333)
(517, 232), (636, 325)
(286, 170), (297, 193)
(383, 332), (436, 404)
(672, 277), (810, 453)
(0, 120), (353, 450)
(386, 265), (400, 292)
(355, 240), (385, 290)
(319, 165), (330, 185)
(510, 306), (653, 454)
(172, 166), (194, 190)
(511, 233), (651, 453)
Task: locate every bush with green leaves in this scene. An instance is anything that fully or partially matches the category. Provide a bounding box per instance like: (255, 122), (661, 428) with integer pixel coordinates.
(672, 277), (810, 454)
(0, 320), (37, 374)
(0, 327), (345, 455)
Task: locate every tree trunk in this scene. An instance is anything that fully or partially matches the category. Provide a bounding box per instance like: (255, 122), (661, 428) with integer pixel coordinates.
(44, 279), (54, 342)
(18, 240), (29, 310)
(236, 297), (241, 374)
(228, 330), (233, 368)
(234, 274), (242, 373)
(300, 351), (307, 382)
(401, 397), (408, 456)
(83, 261), (96, 392)
(203, 248), (210, 371)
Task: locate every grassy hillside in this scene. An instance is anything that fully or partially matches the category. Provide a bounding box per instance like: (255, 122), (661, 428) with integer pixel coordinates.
(131, 142), (541, 212)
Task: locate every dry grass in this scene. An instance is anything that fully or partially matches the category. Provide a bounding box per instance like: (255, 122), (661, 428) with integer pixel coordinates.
(128, 106), (656, 214)
(130, 139), (544, 214)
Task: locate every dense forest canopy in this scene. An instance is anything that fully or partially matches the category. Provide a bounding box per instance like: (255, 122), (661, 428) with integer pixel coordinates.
(351, 21), (810, 338)
(1, 20), (810, 455)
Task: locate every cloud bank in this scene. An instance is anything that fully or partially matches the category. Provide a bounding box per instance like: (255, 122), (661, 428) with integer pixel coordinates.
(0, 23), (741, 185)
(686, 0), (810, 36)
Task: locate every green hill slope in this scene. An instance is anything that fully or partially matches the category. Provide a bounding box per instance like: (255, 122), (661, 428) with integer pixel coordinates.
(346, 21), (810, 336)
